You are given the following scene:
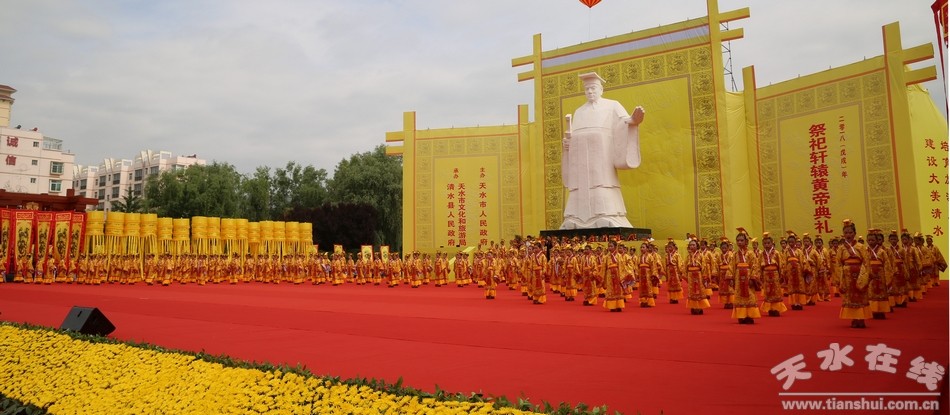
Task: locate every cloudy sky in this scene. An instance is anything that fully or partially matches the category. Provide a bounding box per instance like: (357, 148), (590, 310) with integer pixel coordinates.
(1, 0), (946, 175)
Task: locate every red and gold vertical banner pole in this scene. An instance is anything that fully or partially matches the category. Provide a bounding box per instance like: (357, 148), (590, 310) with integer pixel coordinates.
(141, 214), (158, 258)
(104, 212), (126, 282)
(300, 223), (314, 256)
(157, 217), (173, 255)
(85, 211), (105, 256)
(274, 221), (286, 258)
(221, 218), (237, 258)
(191, 216), (208, 256)
(934, 0), (948, 112)
(285, 222), (299, 256)
(35, 212), (53, 284)
(69, 212), (86, 279)
(52, 212), (72, 283)
(248, 222), (261, 258)
(13, 211), (36, 283)
(260, 221), (274, 257)
(236, 219), (249, 262)
(208, 217), (221, 256)
(1, 209), (11, 280)
(124, 213), (142, 280)
(172, 218), (190, 256)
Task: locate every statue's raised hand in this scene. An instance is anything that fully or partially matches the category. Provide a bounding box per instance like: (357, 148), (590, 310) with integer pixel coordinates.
(628, 106), (645, 126)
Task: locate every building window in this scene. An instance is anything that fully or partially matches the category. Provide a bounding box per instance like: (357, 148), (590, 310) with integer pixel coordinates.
(149, 166), (159, 175)
(134, 169), (143, 181)
(50, 161), (64, 174)
(30, 178), (37, 183)
(112, 174), (120, 185)
(133, 183), (143, 196)
(4, 155), (14, 165)
(97, 189), (105, 200)
(98, 176), (107, 187)
(111, 187), (120, 198)
(50, 180), (62, 193)
(31, 160), (38, 166)
(79, 179), (87, 190)
(33, 141), (39, 147)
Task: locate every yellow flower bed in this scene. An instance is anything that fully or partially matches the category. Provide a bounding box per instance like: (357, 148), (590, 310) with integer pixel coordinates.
(0, 325), (541, 415)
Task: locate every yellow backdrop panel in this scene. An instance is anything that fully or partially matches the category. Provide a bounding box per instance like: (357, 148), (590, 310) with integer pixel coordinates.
(432, 155), (501, 249)
(776, 104), (869, 233)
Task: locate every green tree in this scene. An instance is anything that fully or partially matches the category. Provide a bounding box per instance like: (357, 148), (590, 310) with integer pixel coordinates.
(144, 162), (245, 218)
(327, 145), (402, 249)
(242, 166), (272, 221)
(110, 186), (145, 213)
(272, 161), (329, 219)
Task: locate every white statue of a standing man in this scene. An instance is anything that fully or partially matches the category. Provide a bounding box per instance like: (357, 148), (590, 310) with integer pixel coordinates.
(561, 72), (645, 229)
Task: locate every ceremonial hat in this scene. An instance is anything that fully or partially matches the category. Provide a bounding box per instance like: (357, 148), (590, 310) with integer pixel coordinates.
(579, 72), (606, 84)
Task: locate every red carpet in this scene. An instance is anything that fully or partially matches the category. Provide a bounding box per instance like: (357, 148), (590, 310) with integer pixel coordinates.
(1, 281), (947, 414)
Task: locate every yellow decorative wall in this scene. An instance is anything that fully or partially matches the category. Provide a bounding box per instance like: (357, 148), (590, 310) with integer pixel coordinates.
(386, 1), (946, 259)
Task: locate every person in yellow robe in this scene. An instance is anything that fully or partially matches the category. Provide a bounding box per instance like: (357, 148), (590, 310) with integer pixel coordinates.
(562, 248), (581, 302)
(836, 219), (871, 328)
(925, 235), (946, 284)
(602, 241), (627, 312)
(716, 237), (735, 309)
(484, 251), (500, 299)
(865, 229), (892, 319)
(637, 242), (658, 308)
(901, 230), (922, 301)
(800, 234), (817, 305)
(784, 231), (808, 310)
(759, 232), (787, 317)
(812, 236), (832, 302)
(527, 243), (548, 304)
(581, 245), (600, 306)
(682, 238), (710, 315)
(731, 228), (761, 324)
(663, 239), (684, 304)
(699, 239), (716, 298)
(915, 233), (936, 291)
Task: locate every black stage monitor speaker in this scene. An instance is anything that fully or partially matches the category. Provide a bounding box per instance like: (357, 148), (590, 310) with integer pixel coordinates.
(60, 306), (115, 336)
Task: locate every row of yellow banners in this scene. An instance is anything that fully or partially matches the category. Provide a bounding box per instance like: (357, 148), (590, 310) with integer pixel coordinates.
(0, 209), (315, 272)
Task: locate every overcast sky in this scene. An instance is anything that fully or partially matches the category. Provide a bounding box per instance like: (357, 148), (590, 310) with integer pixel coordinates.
(1, 0), (946, 175)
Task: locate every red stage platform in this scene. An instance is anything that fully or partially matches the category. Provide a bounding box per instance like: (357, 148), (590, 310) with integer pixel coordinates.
(1, 282), (946, 414)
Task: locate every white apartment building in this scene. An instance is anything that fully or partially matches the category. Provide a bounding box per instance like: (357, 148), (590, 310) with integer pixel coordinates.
(74, 150), (206, 211)
(0, 85), (76, 196)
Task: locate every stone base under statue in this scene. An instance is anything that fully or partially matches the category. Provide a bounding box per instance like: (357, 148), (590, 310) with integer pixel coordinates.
(540, 227), (652, 243)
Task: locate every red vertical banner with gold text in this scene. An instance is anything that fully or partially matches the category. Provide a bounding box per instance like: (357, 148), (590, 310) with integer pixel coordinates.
(14, 211), (35, 282)
(1, 209), (11, 277)
(53, 212), (73, 277)
(35, 212), (53, 281)
(70, 212), (86, 267)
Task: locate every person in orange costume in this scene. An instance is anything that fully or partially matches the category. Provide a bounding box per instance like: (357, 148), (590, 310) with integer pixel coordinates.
(731, 228), (761, 324)
(562, 248), (581, 302)
(836, 219), (871, 328)
(900, 230), (922, 302)
(715, 237), (735, 309)
(603, 240), (628, 312)
(526, 243), (548, 304)
(865, 229), (892, 320)
(759, 232), (787, 317)
(784, 231), (807, 311)
(663, 239), (684, 305)
(581, 245), (600, 306)
(682, 237), (710, 315)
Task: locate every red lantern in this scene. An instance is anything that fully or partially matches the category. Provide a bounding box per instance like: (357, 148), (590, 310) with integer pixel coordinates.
(579, 0), (601, 8)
